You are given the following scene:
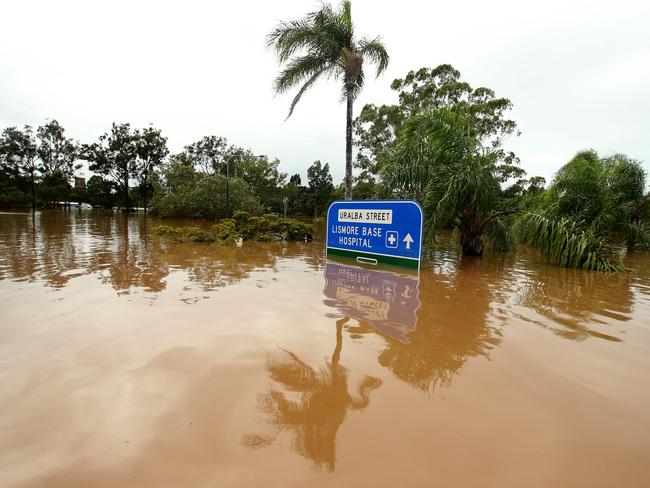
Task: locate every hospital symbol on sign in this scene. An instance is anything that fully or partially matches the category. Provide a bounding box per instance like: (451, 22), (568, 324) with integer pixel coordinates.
(386, 231), (399, 249)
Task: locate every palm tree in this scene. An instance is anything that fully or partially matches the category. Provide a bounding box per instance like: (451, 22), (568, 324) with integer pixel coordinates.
(267, 0), (389, 200)
(517, 150), (649, 272)
(383, 108), (516, 256)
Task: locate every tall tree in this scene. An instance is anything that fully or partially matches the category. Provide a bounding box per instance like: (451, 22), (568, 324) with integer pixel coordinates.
(136, 126), (168, 212)
(36, 120), (79, 179)
(307, 160), (334, 217)
(267, 0), (389, 200)
(384, 109), (516, 256)
(184, 135), (230, 174)
(83, 123), (138, 210)
(354, 64), (523, 184)
(238, 154), (287, 212)
(0, 126), (38, 210)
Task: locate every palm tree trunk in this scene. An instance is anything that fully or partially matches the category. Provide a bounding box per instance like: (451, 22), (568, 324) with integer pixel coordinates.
(460, 208), (484, 256)
(345, 91), (353, 200)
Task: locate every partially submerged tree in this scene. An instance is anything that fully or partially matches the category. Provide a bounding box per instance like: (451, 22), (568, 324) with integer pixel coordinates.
(0, 126), (38, 210)
(354, 64), (523, 184)
(36, 120), (80, 204)
(267, 0), (389, 199)
(383, 109), (516, 256)
(36, 120), (79, 179)
(83, 123), (138, 210)
(307, 160), (334, 217)
(518, 150), (649, 271)
(135, 126), (168, 212)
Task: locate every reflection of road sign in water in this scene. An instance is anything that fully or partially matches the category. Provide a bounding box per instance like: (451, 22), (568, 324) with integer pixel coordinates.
(326, 200), (423, 269)
(323, 259), (420, 343)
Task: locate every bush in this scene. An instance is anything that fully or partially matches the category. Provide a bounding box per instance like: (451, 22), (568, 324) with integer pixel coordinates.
(150, 225), (216, 243)
(152, 215), (313, 245)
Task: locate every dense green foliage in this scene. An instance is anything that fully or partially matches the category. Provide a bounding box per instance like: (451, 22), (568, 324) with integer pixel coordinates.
(0, 121), (80, 208)
(151, 213), (313, 244)
(151, 157), (262, 219)
(354, 64), (525, 187)
(268, 0), (388, 199)
(383, 108), (518, 255)
(214, 211), (313, 242)
(517, 151), (649, 271)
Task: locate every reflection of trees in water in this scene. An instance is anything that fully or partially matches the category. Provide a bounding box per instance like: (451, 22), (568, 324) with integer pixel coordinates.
(514, 254), (634, 342)
(0, 212), (40, 282)
(243, 319), (381, 472)
(352, 257), (507, 394)
(0, 211), (312, 294)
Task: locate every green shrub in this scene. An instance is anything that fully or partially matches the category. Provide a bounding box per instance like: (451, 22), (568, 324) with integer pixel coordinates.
(154, 215), (313, 245)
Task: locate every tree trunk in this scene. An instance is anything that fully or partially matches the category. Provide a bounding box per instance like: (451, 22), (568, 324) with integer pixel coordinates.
(345, 91), (353, 200)
(461, 232), (484, 256)
(143, 172), (148, 213)
(30, 169), (36, 214)
(460, 208), (484, 256)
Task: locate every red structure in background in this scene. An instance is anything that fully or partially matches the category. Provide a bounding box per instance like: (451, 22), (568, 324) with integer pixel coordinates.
(74, 177), (86, 188)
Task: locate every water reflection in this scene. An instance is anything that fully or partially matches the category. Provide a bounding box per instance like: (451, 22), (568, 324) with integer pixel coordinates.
(323, 258), (504, 393)
(0, 211), (319, 296)
(510, 254), (638, 342)
(323, 259), (420, 343)
(242, 318), (382, 472)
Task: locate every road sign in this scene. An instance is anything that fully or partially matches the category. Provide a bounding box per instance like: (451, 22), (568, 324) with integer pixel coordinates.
(323, 259), (420, 343)
(326, 200), (423, 269)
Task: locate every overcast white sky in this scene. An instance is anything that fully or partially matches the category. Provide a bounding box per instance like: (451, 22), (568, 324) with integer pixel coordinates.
(1, 0), (648, 185)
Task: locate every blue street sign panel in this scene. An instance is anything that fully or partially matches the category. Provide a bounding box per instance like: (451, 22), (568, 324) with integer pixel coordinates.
(326, 200), (423, 269)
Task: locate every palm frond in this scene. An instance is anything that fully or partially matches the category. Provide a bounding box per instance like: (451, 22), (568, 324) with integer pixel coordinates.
(358, 37), (389, 76)
(286, 64), (336, 119)
(485, 218), (515, 252)
(274, 54), (336, 94)
(517, 212), (624, 272)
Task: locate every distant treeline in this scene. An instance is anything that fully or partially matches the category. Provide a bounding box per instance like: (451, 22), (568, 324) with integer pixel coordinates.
(1, 63), (648, 271)
(0, 121), (340, 217)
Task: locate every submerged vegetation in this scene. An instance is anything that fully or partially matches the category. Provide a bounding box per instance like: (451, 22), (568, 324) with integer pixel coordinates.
(1, 0), (647, 272)
(517, 151), (649, 271)
(151, 212), (313, 244)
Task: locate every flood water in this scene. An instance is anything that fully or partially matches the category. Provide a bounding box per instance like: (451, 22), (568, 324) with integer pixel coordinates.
(1, 210), (649, 487)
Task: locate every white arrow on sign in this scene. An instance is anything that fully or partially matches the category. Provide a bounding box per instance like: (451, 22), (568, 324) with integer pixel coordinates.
(403, 233), (414, 249)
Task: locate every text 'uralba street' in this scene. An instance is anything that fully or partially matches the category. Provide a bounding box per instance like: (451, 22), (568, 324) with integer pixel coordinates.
(330, 224), (383, 249)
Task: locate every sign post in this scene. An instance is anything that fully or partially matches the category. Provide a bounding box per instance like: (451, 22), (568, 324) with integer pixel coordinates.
(326, 200), (423, 269)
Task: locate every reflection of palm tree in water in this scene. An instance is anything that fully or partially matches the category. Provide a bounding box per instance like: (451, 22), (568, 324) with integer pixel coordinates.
(243, 318), (381, 472)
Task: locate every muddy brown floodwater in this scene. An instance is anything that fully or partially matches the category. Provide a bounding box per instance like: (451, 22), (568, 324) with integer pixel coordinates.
(1, 210), (649, 487)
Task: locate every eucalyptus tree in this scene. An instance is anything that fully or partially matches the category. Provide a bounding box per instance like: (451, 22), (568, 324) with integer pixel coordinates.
(184, 135), (230, 174)
(267, 0), (389, 199)
(237, 154), (287, 212)
(36, 120), (79, 179)
(355, 64), (523, 183)
(383, 109), (516, 256)
(136, 126), (168, 212)
(518, 150), (649, 271)
(0, 126), (38, 210)
(83, 123), (138, 210)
